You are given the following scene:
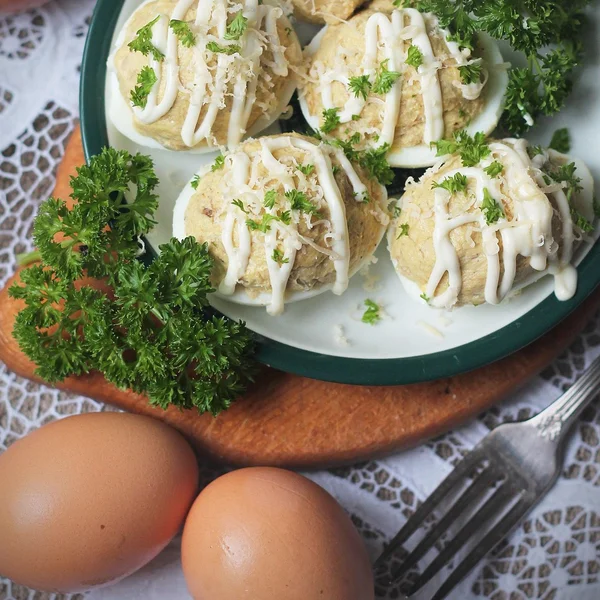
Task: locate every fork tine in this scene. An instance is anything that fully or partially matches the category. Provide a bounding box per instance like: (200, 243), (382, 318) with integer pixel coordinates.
(374, 449), (484, 569)
(409, 483), (516, 596)
(430, 497), (532, 600)
(390, 465), (500, 580)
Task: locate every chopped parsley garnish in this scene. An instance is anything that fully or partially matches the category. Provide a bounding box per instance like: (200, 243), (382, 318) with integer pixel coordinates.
(388, 201), (401, 218)
(246, 213), (278, 233)
(372, 60), (401, 94)
(396, 223), (410, 238)
(279, 210), (292, 225)
(433, 130), (491, 167)
(191, 174), (200, 189)
(212, 154), (225, 171)
(271, 248), (289, 265)
(285, 189), (320, 216)
(10, 147), (254, 415)
(481, 188), (504, 224)
(420, 292), (430, 303)
(130, 67), (157, 109)
(548, 162), (582, 202)
(321, 107), (341, 134)
(549, 128), (571, 153)
(528, 144), (545, 158)
(348, 75), (372, 100)
(361, 299), (381, 325)
(206, 41), (240, 55)
(484, 161), (504, 178)
(458, 63), (482, 85)
(263, 190), (277, 209)
(332, 133), (361, 162)
(406, 45), (424, 69)
(352, 114), (361, 121)
(297, 163), (315, 176)
(571, 208), (593, 233)
(358, 144), (395, 186)
(128, 16), (164, 61)
(432, 172), (469, 194)
(225, 11), (248, 40)
(231, 199), (247, 212)
(169, 19), (195, 48)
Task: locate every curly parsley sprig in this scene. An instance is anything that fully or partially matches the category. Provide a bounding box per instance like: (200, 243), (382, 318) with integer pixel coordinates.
(402, 0), (591, 135)
(10, 148), (255, 416)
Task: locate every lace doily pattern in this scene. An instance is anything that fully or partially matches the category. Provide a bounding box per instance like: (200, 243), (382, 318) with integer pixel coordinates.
(0, 2), (599, 599)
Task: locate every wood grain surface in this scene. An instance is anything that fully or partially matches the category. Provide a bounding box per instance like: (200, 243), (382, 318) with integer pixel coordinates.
(1, 126), (599, 468)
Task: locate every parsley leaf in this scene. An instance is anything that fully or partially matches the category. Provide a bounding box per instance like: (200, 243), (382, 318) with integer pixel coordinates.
(285, 189), (321, 216)
(432, 172), (469, 194)
(396, 223), (409, 239)
(459, 62), (482, 85)
(528, 144), (545, 158)
(484, 161), (504, 178)
(321, 107), (341, 134)
(206, 41), (240, 55)
(361, 299), (381, 325)
(225, 11), (248, 40)
(191, 174), (200, 189)
(406, 45), (424, 69)
(549, 128), (571, 153)
(571, 208), (593, 233)
(348, 74), (372, 100)
(388, 201), (402, 218)
(212, 154), (225, 171)
(358, 144), (395, 186)
(231, 199), (247, 213)
(246, 214), (278, 233)
(372, 60), (402, 94)
(128, 16), (164, 61)
(420, 292), (430, 303)
(169, 19), (196, 48)
(272, 248), (289, 264)
(433, 130), (491, 167)
(130, 66), (157, 109)
(481, 188), (504, 224)
(263, 190), (278, 209)
(11, 148), (255, 415)
(297, 163), (315, 176)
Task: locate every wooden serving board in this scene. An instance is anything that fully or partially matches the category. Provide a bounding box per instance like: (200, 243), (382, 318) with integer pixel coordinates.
(1, 126), (599, 468)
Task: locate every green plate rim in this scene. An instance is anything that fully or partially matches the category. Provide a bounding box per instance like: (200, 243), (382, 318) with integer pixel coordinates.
(80, 0), (600, 386)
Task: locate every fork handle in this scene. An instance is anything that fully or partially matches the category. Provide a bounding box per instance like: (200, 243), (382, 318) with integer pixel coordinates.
(530, 354), (600, 442)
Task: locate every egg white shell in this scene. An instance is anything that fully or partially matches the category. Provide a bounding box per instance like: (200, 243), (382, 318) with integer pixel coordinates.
(173, 170), (389, 308)
(106, 0), (300, 154)
(387, 153), (596, 305)
(299, 28), (509, 168)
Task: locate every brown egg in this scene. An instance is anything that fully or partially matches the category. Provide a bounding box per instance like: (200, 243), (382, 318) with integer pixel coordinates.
(0, 412), (199, 592)
(181, 467), (374, 600)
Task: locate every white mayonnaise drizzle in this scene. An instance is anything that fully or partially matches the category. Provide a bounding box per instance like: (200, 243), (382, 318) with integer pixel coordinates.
(315, 8), (480, 147)
(130, 0), (288, 148)
(218, 137), (371, 315)
(424, 140), (579, 308)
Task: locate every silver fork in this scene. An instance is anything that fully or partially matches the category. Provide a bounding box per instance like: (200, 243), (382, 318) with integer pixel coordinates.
(375, 354), (600, 600)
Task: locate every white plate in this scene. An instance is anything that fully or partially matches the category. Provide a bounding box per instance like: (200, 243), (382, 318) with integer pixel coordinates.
(104, 1), (600, 362)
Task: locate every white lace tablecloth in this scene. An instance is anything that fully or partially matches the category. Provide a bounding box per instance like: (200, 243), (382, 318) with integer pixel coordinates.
(0, 2), (599, 599)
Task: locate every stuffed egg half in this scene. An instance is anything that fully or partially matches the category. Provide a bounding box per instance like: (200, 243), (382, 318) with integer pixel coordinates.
(173, 133), (389, 315)
(299, 3), (508, 167)
(107, 0), (302, 153)
(388, 137), (595, 308)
